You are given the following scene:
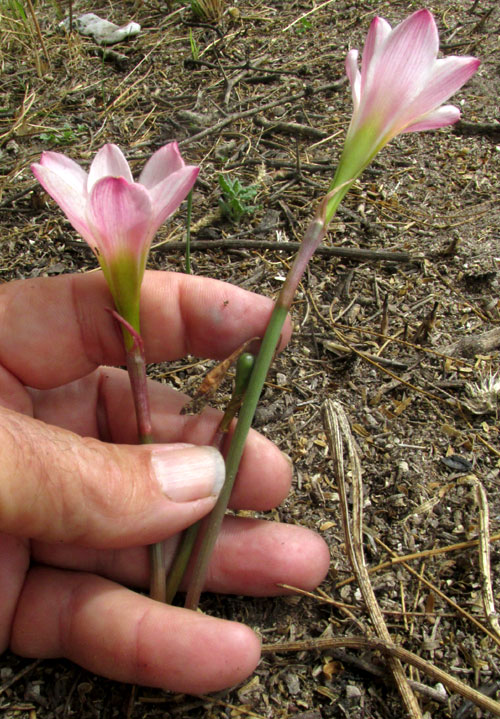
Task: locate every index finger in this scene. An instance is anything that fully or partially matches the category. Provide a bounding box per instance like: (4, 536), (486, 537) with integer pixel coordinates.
(0, 270), (291, 389)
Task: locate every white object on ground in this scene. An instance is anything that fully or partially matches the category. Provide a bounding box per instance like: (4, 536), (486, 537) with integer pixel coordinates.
(59, 13), (140, 45)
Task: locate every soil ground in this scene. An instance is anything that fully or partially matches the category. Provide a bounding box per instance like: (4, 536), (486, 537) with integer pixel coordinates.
(1, 1), (500, 717)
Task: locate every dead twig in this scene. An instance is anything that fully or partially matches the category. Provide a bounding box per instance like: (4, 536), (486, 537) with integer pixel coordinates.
(441, 327), (500, 358)
(453, 119), (500, 137)
(223, 57), (267, 105)
(412, 301), (439, 345)
(331, 321), (475, 367)
(330, 327), (445, 404)
(186, 57), (298, 76)
(432, 269), (494, 324)
(320, 339), (411, 370)
(254, 115), (328, 140)
(276, 583), (368, 633)
(151, 239), (411, 263)
(226, 156), (338, 174)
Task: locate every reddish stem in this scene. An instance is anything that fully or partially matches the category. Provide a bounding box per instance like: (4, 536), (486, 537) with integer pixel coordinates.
(108, 309), (153, 443)
(108, 309), (164, 601)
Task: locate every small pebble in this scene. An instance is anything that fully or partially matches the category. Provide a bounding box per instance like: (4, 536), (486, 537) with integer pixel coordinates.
(346, 685), (362, 699)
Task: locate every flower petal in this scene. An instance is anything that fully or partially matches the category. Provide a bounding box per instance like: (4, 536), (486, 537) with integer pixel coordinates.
(138, 142), (186, 189)
(360, 16), (391, 89)
(87, 144), (133, 193)
(35, 151), (88, 194)
(381, 9), (438, 79)
(345, 50), (361, 110)
(87, 177), (153, 263)
(147, 165), (199, 234)
(402, 104), (461, 133)
(400, 56), (481, 128)
(31, 161), (95, 247)
(359, 10), (439, 131)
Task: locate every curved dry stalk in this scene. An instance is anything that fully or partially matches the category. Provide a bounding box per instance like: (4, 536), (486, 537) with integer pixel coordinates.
(322, 400), (422, 719)
(470, 478), (500, 640)
(261, 635), (500, 717)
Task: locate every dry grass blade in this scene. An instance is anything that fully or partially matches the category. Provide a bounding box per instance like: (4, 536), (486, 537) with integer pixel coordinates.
(329, 321), (475, 367)
(276, 582), (368, 632)
(282, 0), (337, 32)
(0, 88), (36, 144)
(24, 0), (50, 67)
(322, 400), (422, 719)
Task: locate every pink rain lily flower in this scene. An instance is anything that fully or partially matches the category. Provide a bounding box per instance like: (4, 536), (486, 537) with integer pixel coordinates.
(32, 143), (198, 330)
(325, 8), (480, 223)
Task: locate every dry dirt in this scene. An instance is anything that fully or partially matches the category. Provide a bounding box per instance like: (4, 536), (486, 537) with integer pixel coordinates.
(1, 0), (500, 717)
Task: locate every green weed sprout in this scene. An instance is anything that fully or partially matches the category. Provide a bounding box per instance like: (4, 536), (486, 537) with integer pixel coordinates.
(218, 174), (260, 225)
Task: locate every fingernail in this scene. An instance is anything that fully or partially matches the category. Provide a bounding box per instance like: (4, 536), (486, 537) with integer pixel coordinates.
(151, 446), (225, 502)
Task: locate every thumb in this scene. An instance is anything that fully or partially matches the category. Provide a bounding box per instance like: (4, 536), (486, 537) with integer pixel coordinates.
(0, 406), (224, 548)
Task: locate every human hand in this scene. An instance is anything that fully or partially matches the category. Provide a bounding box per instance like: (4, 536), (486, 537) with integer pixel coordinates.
(0, 271), (330, 694)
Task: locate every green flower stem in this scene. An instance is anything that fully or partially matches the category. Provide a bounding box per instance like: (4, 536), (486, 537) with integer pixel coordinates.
(184, 190), (347, 610)
(166, 353), (255, 604)
(184, 303), (288, 610)
(149, 542), (167, 603)
(112, 310), (166, 603)
(165, 522), (200, 604)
